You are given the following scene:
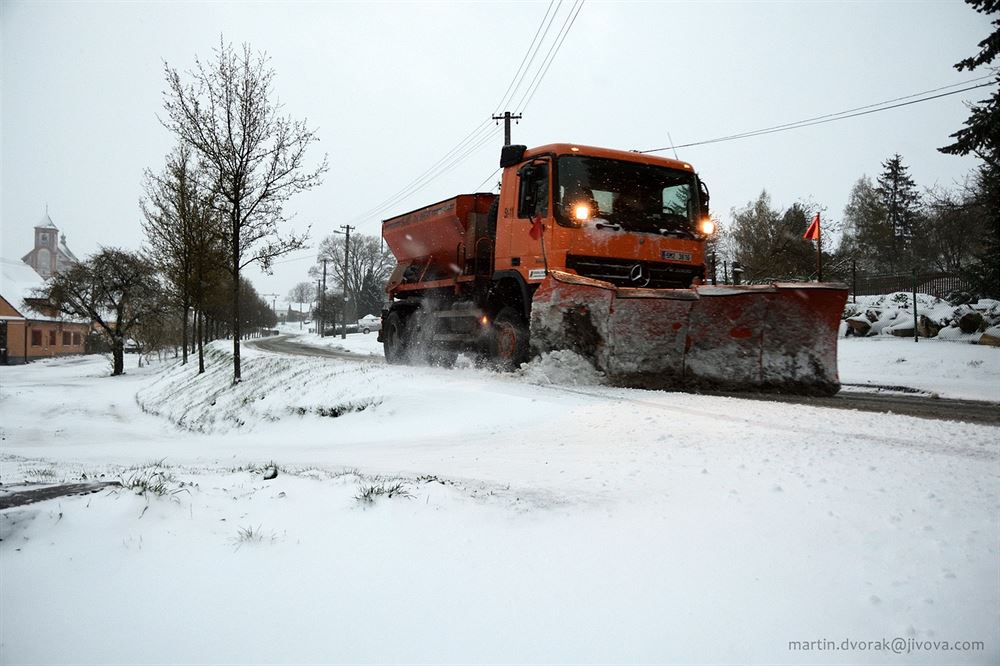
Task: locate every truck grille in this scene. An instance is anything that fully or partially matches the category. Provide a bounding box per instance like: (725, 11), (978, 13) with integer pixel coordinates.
(565, 255), (703, 289)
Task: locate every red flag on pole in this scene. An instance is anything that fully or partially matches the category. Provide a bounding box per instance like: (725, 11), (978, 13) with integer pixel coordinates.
(803, 212), (820, 241)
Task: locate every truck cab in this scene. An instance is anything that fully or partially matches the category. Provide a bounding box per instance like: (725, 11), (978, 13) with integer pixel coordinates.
(495, 143), (715, 291)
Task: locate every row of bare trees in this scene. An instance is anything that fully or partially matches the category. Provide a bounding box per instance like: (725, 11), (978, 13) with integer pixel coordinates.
(35, 38), (313, 378)
(158, 38), (326, 382)
(34, 240), (278, 376)
(141, 144), (227, 372)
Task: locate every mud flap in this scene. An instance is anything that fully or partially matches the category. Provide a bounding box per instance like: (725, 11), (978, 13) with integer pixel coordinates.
(530, 271), (848, 395)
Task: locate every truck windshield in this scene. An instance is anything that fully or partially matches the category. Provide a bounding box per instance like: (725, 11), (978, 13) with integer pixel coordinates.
(556, 155), (698, 235)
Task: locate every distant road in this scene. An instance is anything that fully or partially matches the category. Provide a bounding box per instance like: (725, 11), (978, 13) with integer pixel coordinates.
(249, 336), (999, 426)
(698, 388), (1000, 427)
(248, 334), (385, 363)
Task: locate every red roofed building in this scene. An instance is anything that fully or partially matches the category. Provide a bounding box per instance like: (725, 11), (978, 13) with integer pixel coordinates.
(1, 213), (89, 364)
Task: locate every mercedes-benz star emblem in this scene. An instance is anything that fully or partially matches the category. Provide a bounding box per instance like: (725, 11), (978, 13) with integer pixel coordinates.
(629, 263), (650, 287)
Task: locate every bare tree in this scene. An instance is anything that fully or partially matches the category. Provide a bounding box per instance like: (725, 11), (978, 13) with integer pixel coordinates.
(311, 234), (394, 317)
(141, 143), (226, 371)
(161, 38), (327, 382)
(913, 180), (988, 273)
(287, 281), (313, 320)
(33, 248), (166, 376)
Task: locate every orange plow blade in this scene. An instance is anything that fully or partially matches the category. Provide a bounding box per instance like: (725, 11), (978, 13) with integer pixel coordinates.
(530, 271), (848, 395)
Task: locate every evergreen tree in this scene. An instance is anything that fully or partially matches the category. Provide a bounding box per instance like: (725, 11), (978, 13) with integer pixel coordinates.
(939, 0), (1000, 297)
(839, 176), (890, 272)
(729, 191), (817, 281)
(875, 154), (921, 270)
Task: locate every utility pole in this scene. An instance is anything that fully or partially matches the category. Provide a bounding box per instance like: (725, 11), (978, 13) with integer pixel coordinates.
(492, 111), (522, 146)
(321, 259), (328, 337)
(315, 279), (321, 335)
(334, 224), (355, 339)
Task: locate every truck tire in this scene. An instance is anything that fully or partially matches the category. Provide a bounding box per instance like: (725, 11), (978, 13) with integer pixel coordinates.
(490, 306), (529, 371)
(383, 311), (407, 364)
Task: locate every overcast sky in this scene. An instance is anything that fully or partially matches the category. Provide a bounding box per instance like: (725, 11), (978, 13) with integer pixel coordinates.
(1, 0), (989, 304)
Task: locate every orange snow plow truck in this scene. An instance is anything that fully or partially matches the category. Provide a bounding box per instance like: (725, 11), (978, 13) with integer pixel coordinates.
(379, 143), (848, 394)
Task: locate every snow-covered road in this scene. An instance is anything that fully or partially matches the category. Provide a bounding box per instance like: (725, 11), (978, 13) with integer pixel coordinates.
(0, 339), (997, 664)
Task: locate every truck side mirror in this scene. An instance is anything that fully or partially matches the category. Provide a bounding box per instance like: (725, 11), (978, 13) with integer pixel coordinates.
(500, 144), (527, 168)
(699, 179), (711, 219)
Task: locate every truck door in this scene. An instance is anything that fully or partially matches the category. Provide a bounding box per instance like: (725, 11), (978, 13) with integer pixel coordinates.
(499, 159), (550, 274)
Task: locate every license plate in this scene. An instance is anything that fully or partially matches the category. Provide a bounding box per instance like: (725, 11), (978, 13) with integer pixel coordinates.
(661, 251), (692, 262)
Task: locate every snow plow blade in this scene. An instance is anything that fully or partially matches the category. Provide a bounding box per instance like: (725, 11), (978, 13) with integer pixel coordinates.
(530, 271), (848, 395)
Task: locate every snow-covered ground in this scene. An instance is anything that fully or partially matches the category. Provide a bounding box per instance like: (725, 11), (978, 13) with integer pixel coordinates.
(1, 337), (998, 665)
(838, 337), (1000, 401)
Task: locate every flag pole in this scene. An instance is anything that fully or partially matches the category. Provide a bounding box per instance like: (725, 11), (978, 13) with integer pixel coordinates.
(803, 212), (823, 282)
(817, 218), (823, 282)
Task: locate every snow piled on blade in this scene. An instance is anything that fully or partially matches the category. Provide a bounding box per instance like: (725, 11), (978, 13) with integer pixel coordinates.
(518, 349), (605, 386)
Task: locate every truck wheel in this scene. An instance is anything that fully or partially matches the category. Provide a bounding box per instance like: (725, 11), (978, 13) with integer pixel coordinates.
(490, 307), (529, 371)
(383, 311), (407, 364)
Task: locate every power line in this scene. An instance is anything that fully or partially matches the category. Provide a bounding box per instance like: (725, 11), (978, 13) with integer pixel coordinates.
(516, 0), (585, 113)
(640, 77), (995, 154)
(354, 123), (501, 225)
(474, 167), (502, 193)
(494, 0), (559, 113)
(271, 251), (319, 266)
(432, 127), (504, 181)
(350, 1), (584, 227)
(347, 118), (494, 225)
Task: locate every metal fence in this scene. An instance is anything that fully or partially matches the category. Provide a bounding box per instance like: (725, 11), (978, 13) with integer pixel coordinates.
(851, 272), (970, 299)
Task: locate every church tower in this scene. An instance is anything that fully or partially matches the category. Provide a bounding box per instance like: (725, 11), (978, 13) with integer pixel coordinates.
(21, 210), (78, 278)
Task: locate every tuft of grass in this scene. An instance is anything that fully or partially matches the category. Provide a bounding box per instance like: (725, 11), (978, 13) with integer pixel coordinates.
(355, 481), (412, 505)
(230, 524), (276, 549)
(119, 468), (186, 498)
(416, 474), (450, 486)
(25, 467), (57, 479)
(289, 400), (380, 419)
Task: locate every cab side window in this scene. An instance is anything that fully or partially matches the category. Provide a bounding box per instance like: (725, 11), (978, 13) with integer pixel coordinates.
(517, 163), (549, 219)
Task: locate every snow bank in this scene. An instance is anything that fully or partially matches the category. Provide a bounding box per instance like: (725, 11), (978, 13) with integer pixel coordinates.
(137, 344), (388, 432)
(838, 336), (1000, 401)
